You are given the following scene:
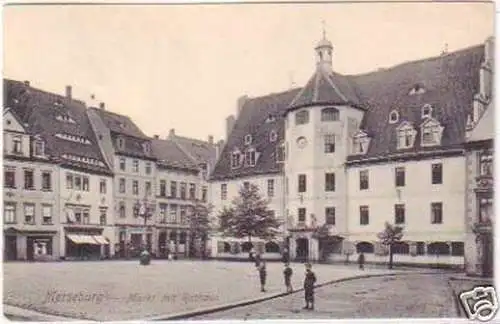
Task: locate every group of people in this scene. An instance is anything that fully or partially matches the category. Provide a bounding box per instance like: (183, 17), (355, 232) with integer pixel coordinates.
(250, 248), (317, 310)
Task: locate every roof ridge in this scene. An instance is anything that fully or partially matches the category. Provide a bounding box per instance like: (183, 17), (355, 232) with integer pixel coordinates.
(312, 70), (320, 102)
(171, 140), (201, 166)
(322, 69), (348, 103)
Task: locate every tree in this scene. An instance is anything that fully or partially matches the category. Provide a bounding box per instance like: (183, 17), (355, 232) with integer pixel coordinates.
(187, 200), (214, 259)
(377, 222), (404, 269)
(218, 184), (281, 246)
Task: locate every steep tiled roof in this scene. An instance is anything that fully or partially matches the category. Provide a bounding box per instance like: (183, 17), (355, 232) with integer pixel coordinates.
(346, 44), (484, 161)
(211, 43), (485, 180)
(288, 69), (362, 111)
(4, 79), (112, 175)
(152, 138), (199, 171)
(467, 101), (494, 143)
(89, 107), (155, 160)
(210, 88), (301, 181)
(171, 135), (216, 166)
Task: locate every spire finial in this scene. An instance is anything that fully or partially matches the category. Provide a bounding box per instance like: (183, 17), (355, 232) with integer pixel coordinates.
(322, 20), (326, 39)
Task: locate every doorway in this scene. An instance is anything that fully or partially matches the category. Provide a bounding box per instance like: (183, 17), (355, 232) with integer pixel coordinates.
(295, 238), (309, 262)
(482, 233), (493, 277)
(4, 235), (17, 261)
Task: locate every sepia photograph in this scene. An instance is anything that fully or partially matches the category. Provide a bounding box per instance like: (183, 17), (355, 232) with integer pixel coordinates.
(1, 1), (497, 322)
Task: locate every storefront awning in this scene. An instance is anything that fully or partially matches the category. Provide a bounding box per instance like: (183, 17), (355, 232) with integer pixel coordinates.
(92, 235), (109, 245)
(67, 234), (100, 245)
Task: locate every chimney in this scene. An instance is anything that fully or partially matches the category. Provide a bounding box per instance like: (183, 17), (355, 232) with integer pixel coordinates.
(168, 128), (175, 138)
(153, 135), (159, 139)
(99, 102), (105, 110)
(226, 115), (235, 142)
(208, 135), (214, 145)
(65, 85), (72, 100)
(215, 139), (225, 160)
(236, 95), (249, 118)
(23, 81), (30, 86)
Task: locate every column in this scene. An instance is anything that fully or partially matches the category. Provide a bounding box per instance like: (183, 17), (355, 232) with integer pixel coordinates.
(290, 237), (296, 260)
(185, 232), (191, 258)
(165, 229), (171, 258)
(175, 231), (180, 255)
(310, 238), (319, 262)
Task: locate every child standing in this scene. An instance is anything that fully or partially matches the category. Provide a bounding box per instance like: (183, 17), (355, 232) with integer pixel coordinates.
(258, 261), (267, 292)
(358, 252), (365, 270)
(283, 263), (293, 293)
(303, 263), (317, 310)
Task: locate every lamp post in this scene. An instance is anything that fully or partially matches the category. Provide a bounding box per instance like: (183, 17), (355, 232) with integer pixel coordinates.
(133, 197), (155, 252)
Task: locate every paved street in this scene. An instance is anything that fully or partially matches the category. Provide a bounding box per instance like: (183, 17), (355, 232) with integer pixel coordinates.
(189, 273), (458, 320)
(4, 260), (418, 321)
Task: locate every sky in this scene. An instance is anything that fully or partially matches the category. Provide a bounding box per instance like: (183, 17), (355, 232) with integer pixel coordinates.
(3, 2), (494, 143)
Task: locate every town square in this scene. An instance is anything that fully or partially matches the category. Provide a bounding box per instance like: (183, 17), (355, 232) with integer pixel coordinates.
(2, 2), (496, 322)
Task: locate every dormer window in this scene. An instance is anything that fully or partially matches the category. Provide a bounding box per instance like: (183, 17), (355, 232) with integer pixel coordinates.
(231, 150), (242, 169)
(117, 137), (125, 150)
(266, 114), (276, 123)
(421, 104), (433, 119)
(33, 139), (45, 156)
(269, 130), (278, 143)
(276, 142), (285, 163)
(245, 148), (257, 167)
(295, 110), (309, 125)
(143, 142), (151, 154)
(321, 107), (339, 121)
(55, 114), (76, 124)
(12, 135), (22, 154)
(396, 122), (417, 149)
(55, 133), (91, 145)
(352, 131), (370, 155)
(421, 118), (444, 147)
(409, 83), (426, 95)
(389, 110), (399, 124)
(244, 134), (252, 145)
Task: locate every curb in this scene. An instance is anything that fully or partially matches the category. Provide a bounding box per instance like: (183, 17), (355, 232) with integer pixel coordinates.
(145, 270), (443, 321)
(3, 304), (94, 322)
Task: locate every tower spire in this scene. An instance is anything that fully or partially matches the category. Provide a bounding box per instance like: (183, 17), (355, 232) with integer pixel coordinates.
(315, 20), (333, 72)
(322, 20), (326, 40)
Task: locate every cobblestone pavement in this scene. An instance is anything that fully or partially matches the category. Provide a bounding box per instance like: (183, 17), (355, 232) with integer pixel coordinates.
(3, 260), (419, 321)
(189, 273), (458, 320)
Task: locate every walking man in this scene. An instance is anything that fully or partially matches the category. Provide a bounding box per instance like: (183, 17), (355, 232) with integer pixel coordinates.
(283, 262), (293, 293)
(303, 263), (317, 310)
(358, 252), (365, 270)
(258, 261), (267, 292)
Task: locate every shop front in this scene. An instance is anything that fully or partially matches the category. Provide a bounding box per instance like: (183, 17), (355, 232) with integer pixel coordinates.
(64, 226), (110, 260)
(4, 227), (58, 261)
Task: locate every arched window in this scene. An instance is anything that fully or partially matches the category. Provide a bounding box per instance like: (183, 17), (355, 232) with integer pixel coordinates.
(389, 110), (399, 124)
(427, 242), (450, 255)
(321, 107), (339, 121)
(295, 110), (309, 125)
(421, 104), (433, 119)
(356, 242), (374, 253)
(241, 241), (254, 252)
(223, 242), (231, 253)
(265, 241), (280, 253)
(392, 242), (410, 254)
(269, 130), (278, 143)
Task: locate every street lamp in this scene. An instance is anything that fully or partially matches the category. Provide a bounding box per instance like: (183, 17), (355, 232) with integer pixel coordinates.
(134, 197), (155, 251)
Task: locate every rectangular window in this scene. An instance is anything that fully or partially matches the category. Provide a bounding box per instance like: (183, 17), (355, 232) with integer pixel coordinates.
(41, 172), (52, 191)
(298, 208), (306, 222)
(159, 204), (167, 223)
(324, 134), (336, 153)
(169, 204), (178, 223)
(221, 183), (227, 200)
(394, 204), (405, 224)
(34, 141), (45, 156)
(245, 150), (256, 167)
(24, 169), (34, 190)
(231, 152), (241, 168)
(360, 206), (369, 225)
(82, 211), (90, 225)
(119, 158), (126, 171)
(325, 207), (335, 225)
(395, 167), (405, 187)
(133, 160), (139, 173)
(180, 182), (187, 199)
(74, 211), (82, 224)
(12, 135), (22, 154)
(451, 242), (464, 256)
(66, 173), (73, 189)
(431, 202), (443, 224)
(202, 186), (208, 202)
(119, 203), (126, 218)
(267, 179), (274, 197)
(295, 110), (309, 125)
(180, 206), (187, 224)
(4, 203), (16, 223)
(74, 176), (82, 191)
(145, 181), (152, 196)
(133, 180), (139, 195)
(42, 205), (52, 224)
(24, 204), (35, 224)
(189, 183), (196, 200)
(431, 163), (443, 184)
(4, 168), (16, 188)
(119, 178), (126, 193)
(145, 162), (152, 175)
(82, 176), (89, 191)
(160, 180), (166, 196)
(359, 170), (369, 190)
(170, 181), (177, 198)
(99, 179), (107, 194)
(99, 210), (107, 225)
(325, 173), (335, 192)
(276, 144), (285, 162)
(416, 242), (426, 255)
(298, 174), (306, 193)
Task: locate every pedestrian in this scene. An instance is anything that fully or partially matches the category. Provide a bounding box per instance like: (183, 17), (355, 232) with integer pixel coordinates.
(303, 263), (317, 310)
(283, 262), (293, 293)
(358, 252), (365, 270)
(282, 247), (290, 263)
(258, 261), (267, 292)
(249, 247), (256, 262)
(254, 252), (262, 268)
